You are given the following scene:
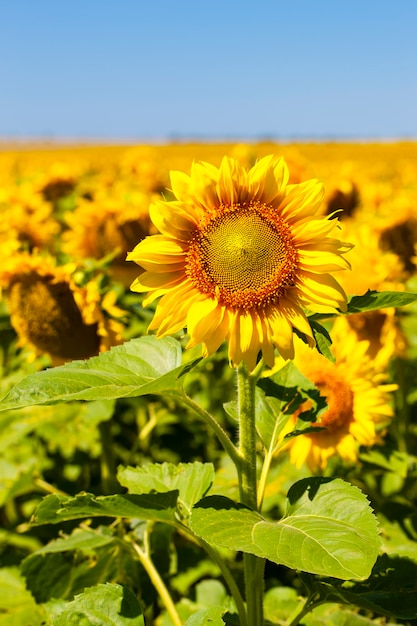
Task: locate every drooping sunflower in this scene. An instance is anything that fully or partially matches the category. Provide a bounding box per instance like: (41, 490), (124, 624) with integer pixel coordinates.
(127, 156), (352, 370)
(281, 326), (397, 472)
(0, 247), (124, 364)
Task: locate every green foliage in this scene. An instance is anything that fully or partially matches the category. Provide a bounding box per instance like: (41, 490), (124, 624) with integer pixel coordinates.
(0, 336), (195, 411)
(51, 583), (144, 626)
(31, 491), (180, 525)
(190, 478), (380, 580)
(117, 461), (215, 516)
(2, 292), (417, 625)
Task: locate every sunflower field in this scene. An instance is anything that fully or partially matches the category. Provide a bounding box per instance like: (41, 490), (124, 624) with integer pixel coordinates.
(1, 141), (417, 626)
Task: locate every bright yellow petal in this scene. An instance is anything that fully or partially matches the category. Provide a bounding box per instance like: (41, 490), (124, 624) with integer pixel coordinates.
(267, 309), (295, 360)
(149, 281), (202, 335)
(298, 249), (351, 273)
(186, 297), (222, 345)
(279, 179), (324, 222)
(217, 157), (248, 206)
(131, 269), (184, 292)
(127, 236), (187, 272)
(247, 155), (287, 205)
(295, 271), (348, 312)
(149, 201), (197, 239)
(278, 297), (315, 346)
(170, 170), (192, 201)
(202, 309), (230, 356)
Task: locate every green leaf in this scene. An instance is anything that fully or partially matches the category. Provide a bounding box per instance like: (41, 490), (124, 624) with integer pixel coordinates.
(31, 491), (179, 526)
(263, 587), (303, 625)
(337, 554), (417, 620)
(309, 319), (335, 362)
(308, 290), (417, 322)
(0, 567), (45, 626)
(117, 462), (214, 516)
(184, 606), (227, 625)
(0, 336), (193, 412)
(258, 477), (381, 579)
(257, 362), (326, 448)
(346, 290), (417, 313)
(34, 527), (115, 555)
(190, 478), (380, 580)
(51, 583), (144, 626)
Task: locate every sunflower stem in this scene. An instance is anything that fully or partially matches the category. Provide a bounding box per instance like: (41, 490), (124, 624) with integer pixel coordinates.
(131, 528), (183, 626)
(237, 362), (265, 626)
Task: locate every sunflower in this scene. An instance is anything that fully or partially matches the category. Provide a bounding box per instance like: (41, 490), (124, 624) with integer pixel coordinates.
(281, 327), (397, 472)
(336, 219), (408, 368)
(127, 156), (352, 370)
(0, 248), (124, 364)
(62, 185), (157, 285)
(0, 183), (60, 251)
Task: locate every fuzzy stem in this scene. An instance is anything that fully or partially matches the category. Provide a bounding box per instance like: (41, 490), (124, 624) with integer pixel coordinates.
(236, 362), (265, 626)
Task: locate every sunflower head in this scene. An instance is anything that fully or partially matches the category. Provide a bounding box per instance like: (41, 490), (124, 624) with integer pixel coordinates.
(1, 251), (124, 363)
(281, 327), (397, 472)
(127, 155), (352, 370)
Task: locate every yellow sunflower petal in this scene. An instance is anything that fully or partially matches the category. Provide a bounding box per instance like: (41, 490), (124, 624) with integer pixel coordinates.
(202, 309), (231, 356)
(295, 271), (348, 312)
(149, 201), (197, 239)
(217, 157), (248, 206)
(298, 249), (352, 273)
(150, 282), (202, 335)
(170, 170), (192, 201)
(127, 235), (187, 271)
(280, 179), (325, 222)
(267, 309), (295, 360)
(247, 155), (287, 205)
(186, 297), (222, 345)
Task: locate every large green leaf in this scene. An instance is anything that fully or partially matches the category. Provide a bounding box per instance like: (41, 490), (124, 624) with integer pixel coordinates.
(51, 583), (144, 626)
(346, 290), (417, 313)
(309, 290), (417, 321)
(31, 491), (179, 526)
(190, 478), (380, 580)
(117, 462), (214, 517)
(0, 336), (195, 412)
(0, 567), (45, 626)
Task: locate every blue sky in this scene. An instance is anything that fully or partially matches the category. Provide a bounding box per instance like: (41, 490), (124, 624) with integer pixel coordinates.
(1, 0), (417, 140)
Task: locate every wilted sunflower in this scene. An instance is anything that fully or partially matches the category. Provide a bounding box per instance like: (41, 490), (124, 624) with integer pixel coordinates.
(127, 156), (352, 369)
(281, 326), (397, 472)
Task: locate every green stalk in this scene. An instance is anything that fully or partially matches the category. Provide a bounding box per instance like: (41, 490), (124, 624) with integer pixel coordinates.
(236, 361), (265, 626)
(131, 528), (183, 626)
(177, 524), (247, 626)
(98, 420), (119, 494)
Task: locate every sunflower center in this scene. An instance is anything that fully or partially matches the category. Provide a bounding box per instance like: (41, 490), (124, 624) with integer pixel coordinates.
(8, 273), (100, 361)
(308, 365), (354, 432)
(186, 205), (298, 309)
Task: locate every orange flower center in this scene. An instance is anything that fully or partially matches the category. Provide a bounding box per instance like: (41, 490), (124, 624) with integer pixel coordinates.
(308, 364), (354, 432)
(186, 203), (298, 309)
(8, 273), (100, 361)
